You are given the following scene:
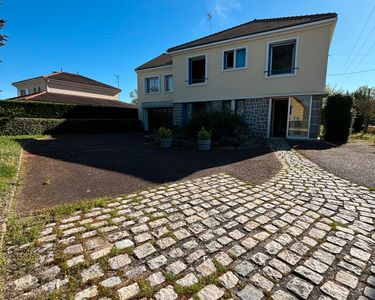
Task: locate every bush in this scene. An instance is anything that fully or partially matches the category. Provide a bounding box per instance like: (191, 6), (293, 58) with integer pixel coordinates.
(197, 127), (211, 140)
(186, 111), (247, 141)
(0, 100), (137, 119)
(352, 114), (364, 133)
(323, 94), (353, 143)
(158, 127), (172, 138)
(0, 118), (141, 136)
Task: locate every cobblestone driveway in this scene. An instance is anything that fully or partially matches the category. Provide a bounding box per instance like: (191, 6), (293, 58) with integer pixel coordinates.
(7, 140), (375, 300)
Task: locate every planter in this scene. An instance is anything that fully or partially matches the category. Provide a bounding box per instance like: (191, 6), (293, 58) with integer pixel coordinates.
(160, 137), (173, 148)
(198, 139), (211, 151)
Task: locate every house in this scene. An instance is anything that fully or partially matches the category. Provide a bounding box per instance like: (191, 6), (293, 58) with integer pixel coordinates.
(10, 72), (135, 108)
(135, 13), (337, 139)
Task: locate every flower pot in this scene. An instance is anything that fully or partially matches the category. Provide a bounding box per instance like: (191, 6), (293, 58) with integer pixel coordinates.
(160, 137), (173, 148)
(198, 139), (211, 151)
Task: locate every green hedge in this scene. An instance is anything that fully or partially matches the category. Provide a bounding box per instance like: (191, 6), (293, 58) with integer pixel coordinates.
(323, 94), (353, 143)
(0, 118), (142, 136)
(186, 111), (248, 140)
(0, 100), (137, 119)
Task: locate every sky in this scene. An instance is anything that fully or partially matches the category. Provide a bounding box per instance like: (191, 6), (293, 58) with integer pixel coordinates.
(1, 0), (375, 102)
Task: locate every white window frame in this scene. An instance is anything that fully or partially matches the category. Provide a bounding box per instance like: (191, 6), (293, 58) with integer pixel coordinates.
(186, 53), (208, 87)
(221, 46), (248, 71)
(144, 76), (161, 94)
(164, 74), (173, 93)
(265, 37), (299, 79)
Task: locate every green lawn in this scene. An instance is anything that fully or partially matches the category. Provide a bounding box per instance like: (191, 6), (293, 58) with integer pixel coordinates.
(350, 132), (375, 144)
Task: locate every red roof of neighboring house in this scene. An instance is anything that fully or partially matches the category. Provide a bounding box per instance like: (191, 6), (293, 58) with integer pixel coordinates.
(135, 53), (172, 71)
(12, 72), (121, 92)
(167, 13), (337, 52)
(7, 91), (136, 109)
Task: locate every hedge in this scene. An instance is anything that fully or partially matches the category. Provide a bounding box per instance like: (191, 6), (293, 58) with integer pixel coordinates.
(0, 100), (137, 119)
(323, 94), (353, 143)
(0, 118), (142, 136)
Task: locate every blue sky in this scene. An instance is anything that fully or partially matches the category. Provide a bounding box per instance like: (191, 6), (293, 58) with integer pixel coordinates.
(1, 0), (375, 102)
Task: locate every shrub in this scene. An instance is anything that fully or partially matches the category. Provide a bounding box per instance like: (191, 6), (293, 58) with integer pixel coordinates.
(186, 111), (247, 140)
(0, 100), (137, 119)
(0, 118), (141, 136)
(197, 127), (211, 140)
(323, 94), (353, 143)
(158, 127), (172, 138)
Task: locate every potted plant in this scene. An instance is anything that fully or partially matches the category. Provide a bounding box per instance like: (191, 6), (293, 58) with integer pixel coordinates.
(197, 126), (212, 151)
(158, 127), (173, 148)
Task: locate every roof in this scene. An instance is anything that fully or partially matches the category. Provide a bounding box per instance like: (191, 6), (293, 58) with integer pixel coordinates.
(6, 91), (136, 109)
(167, 13), (337, 52)
(135, 53), (173, 71)
(13, 72), (121, 92)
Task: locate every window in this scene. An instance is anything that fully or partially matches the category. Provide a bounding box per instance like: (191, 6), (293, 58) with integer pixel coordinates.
(38, 87), (41, 92)
(268, 39), (297, 76)
(20, 89), (27, 96)
(235, 100), (245, 117)
(145, 77), (160, 93)
(164, 75), (173, 92)
(188, 55), (206, 85)
(223, 48), (247, 70)
(222, 100), (232, 111)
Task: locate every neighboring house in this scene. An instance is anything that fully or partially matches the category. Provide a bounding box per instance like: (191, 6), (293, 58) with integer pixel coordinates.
(136, 13), (337, 139)
(10, 71), (135, 108)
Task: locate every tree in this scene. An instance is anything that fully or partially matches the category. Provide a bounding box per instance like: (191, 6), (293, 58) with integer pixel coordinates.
(129, 89), (138, 105)
(0, 19), (6, 47)
(353, 86), (375, 133)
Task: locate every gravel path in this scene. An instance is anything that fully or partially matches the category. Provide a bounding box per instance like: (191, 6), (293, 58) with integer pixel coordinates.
(16, 133), (281, 212)
(290, 140), (375, 188)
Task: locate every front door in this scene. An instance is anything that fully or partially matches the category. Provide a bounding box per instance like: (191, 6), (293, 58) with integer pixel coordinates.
(271, 99), (288, 137)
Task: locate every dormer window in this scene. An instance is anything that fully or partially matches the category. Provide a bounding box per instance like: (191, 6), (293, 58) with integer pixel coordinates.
(19, 89), (27, 96)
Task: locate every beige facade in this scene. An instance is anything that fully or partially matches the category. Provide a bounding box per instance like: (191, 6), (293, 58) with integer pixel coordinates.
(137, 20), (335, 106)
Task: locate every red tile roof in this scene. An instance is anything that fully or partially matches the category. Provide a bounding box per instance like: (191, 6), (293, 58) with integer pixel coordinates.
(13, 72), (121, 92)
(135, 53), (172, 71)
(7, 91), (136, 109)
(167, 13), (337, 52)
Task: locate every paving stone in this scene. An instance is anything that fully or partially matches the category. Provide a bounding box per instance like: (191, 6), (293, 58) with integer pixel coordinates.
(269, 258), (291, 275)
(154, 285), (178, 300)
(262, 266), (283, 281)
(67, 255), (85, 268)
(40, 277), (69, 292)
(100, 276), (121, 288)
(234, 260), (255, 277)
(250, 273), (274, 292)
(148, 271), (165, 287)
(108, 254), (131, 270)
(176, 273), (199, 286)
(133, 243), (156, 259)
(166, 260), (187, 275)
(63, 244), (83, 255)
(238, 284), (264, 300)
(118, 283), (140, 300)
(286, 276), (314, 299)
(214, 252), (233, 267)
(264, 241), (283, 255)
(295, 266), (324, 284)
(228, 244), (246, 257)
(40, 265), (60, 281)
(219, 271), (238, 289)
(90, 246), (112, 260)
(304, 258), (329, 274)
(197, 284), (224, 300)
(147, 255), (167, 270)
(197, 259), (216, 277)
(156, 237), (176, 249)
(75, 286), (98, 300)
(335, 270), (358, 289)
(81, 263), (104, 283)
(251, 252), (270, 266)
(278, 250), (302, 266)
(240, 237), (258, 250)
(321, 281), (349, 300)
(350, 247), (371, 261)
(13, 275), (38, 292)
(271, 290), (298, 300)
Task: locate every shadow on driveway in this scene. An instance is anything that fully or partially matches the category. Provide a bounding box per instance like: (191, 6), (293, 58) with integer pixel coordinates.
(16, 133), (281, 212)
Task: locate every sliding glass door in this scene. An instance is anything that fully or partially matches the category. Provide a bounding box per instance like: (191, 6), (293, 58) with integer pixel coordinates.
(287, 96), (311, 138)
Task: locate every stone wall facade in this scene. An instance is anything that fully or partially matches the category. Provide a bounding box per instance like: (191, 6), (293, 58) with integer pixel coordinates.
(242, 98), (270, 137)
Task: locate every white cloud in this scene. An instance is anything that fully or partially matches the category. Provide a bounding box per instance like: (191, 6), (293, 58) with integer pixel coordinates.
(211, 0), (242, 19)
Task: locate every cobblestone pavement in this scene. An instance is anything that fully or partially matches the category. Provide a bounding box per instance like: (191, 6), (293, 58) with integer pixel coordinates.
(6, 140), (375, 300)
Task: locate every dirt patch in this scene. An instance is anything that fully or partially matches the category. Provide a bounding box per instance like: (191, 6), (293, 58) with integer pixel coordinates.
(15, 133), (281, 212)
(290, 140), (375, 188)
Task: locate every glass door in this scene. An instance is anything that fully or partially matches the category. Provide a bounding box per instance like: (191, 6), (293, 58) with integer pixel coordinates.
(287, 96), (311, 138)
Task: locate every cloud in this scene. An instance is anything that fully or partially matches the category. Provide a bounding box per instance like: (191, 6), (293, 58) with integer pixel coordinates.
(211, 0), (242, 19)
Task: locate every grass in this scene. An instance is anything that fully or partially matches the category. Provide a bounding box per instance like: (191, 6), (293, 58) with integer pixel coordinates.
(350, 132), (375, 144)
